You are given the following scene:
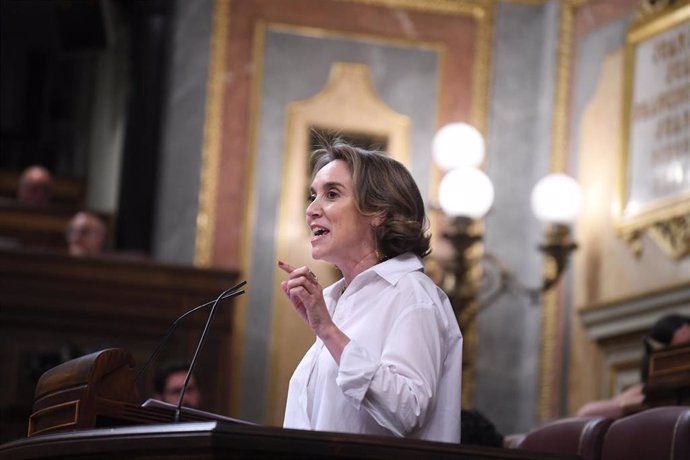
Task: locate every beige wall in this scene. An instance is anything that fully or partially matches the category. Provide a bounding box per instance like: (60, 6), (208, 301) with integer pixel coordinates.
(569, 48), (690, 414)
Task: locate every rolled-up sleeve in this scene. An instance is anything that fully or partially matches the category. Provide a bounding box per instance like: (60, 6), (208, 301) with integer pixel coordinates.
(336, 306), (445, 437)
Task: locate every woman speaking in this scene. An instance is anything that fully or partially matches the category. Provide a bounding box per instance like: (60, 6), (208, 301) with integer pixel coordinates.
(279, 138), (463, 443)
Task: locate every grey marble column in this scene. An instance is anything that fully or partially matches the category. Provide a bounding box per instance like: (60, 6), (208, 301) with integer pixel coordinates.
(476, 0), (560, 435)
(153, 0), (214, 263)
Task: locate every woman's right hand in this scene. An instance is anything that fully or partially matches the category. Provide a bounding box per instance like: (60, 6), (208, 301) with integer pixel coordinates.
(277, 260), (350, 363)
(277, 260), (330, 333)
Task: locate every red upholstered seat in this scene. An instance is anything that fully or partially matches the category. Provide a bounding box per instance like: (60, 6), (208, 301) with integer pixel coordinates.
(518, 416), (614, 460)
(600, 406), (690, 460)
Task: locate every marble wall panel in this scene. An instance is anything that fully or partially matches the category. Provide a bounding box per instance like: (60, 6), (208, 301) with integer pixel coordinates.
(154, 0), (214, 264)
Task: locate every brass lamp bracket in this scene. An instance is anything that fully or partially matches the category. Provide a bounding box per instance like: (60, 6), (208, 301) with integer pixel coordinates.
(539, 224), (578, 292)
(438, 218), (578, 316)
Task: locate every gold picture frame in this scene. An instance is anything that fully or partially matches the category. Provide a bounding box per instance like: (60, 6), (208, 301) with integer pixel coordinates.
(618, 2), (690, 259)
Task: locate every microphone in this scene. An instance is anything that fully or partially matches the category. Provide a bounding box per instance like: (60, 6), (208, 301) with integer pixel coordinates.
(174, 282), (246, 422)
(134, 280), (247, 387)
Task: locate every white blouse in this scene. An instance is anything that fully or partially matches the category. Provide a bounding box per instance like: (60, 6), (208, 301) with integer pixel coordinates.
(283, 253), (463, 443)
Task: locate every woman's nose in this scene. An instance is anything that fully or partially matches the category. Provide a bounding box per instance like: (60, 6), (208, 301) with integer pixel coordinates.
(306, 197), (321, 217)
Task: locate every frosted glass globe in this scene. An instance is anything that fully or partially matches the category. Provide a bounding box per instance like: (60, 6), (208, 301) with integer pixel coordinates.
(531, 173), (583, 224)
(438, 167), (494, 218)
(432, 123), (485, 171)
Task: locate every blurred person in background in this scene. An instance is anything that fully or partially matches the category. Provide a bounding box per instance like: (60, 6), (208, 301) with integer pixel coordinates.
(153, 362), (201, 409)
(66, 211), (107, 257)
(17, 165), (53, 207)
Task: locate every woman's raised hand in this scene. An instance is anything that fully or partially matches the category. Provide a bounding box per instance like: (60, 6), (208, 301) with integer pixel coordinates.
(277, 260), (333, 335)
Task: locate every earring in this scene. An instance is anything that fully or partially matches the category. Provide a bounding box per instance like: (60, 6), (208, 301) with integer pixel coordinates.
(374, 238), (386, 262)
(372, 224), (384, 262)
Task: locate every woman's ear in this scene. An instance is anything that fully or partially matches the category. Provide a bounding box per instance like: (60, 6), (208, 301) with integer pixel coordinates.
(370, 212), (385, 229)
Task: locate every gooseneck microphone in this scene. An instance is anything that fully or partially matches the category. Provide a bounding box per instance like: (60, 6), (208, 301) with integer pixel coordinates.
(174, 282), (247, 423)
(134, 280), (247, 387)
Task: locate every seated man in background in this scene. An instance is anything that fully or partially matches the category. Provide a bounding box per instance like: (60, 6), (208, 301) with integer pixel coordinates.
(66, 211), (107, 257)
(153, 362), (201, 409)
(17, 165), (53, 207)
(577, 313), (690, 418)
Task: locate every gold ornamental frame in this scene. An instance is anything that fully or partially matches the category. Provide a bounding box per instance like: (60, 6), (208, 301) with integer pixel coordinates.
(618, 1), (690, 259)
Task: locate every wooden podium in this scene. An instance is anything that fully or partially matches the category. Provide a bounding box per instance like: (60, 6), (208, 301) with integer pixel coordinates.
(26, 348), (249, 438)
(0, 349), (580, 460)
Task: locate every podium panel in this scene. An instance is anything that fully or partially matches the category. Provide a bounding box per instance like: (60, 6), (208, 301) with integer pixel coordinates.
(0, 421), (581, 460)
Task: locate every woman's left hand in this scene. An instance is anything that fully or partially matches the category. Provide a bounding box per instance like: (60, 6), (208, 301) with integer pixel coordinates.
(277, 261), (333, 336)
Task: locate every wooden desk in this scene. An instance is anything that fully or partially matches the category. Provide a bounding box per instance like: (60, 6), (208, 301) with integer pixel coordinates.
(0, 422), (581, 460)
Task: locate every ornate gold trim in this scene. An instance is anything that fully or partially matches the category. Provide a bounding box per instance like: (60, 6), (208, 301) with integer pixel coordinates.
(539, 287), (559, 421)
(538, 0), (582, 423)
(195, 0), (231, 267)
(472, 2), (495, 135)
(266, 22), (444, 51)
(549, 1), (575, 173)
(634, 0), (689, 24)
(617, 2), (690, 258)
(338, 0), (486, 17)
(648, 216), (690, 259)
(501, 0), (549, 4)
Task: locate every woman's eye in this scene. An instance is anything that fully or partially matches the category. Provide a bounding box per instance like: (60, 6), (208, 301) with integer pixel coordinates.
(327, 191), (338, 199)
(307, 194), (316, 203)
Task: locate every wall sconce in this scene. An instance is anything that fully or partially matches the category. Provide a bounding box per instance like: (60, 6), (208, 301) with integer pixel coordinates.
(432, 123), (582, 317)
